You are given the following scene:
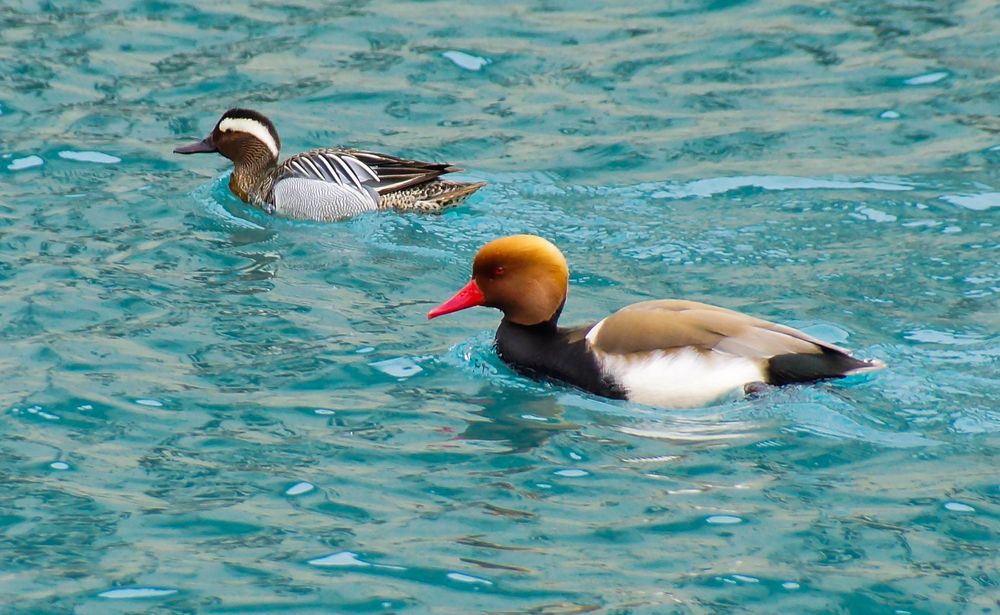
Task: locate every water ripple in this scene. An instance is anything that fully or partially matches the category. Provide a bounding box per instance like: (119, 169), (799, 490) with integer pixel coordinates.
(2, 0), (999, 612)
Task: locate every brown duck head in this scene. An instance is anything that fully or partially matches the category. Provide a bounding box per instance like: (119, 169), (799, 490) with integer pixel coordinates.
(173, 108), (280, 167)
(428, 235), (570, 326)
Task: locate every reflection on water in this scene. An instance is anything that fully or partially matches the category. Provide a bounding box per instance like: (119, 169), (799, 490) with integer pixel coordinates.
(459, 395), (579, 453)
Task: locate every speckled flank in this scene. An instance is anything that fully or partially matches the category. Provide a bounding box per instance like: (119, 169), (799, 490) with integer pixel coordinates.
(378, 180), (487, 212)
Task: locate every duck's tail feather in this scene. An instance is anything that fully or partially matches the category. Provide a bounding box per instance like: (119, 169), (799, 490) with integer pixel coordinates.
(382, 180), (487, 213)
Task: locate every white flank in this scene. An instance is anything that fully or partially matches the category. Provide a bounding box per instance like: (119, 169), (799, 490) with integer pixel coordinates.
(596, 346), (766, 409)
(584, 318), (605, 345)
(219, 117), (279, 158)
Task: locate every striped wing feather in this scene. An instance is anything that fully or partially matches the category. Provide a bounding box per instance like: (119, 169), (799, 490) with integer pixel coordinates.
(344, 150), (459, 193)
(279, 148), (458, 196)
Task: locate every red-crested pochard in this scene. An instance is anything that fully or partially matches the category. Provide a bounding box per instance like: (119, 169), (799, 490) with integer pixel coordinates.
(427, 235), (885, 409)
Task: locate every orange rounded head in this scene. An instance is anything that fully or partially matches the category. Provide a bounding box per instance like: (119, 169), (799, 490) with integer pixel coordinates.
(427, 235), (570, 326)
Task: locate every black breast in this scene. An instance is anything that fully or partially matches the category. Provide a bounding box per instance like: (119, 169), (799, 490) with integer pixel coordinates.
(494, 320), (626, 400)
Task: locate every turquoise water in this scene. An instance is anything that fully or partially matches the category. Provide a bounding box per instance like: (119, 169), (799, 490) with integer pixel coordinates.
(2, 0), (999, 612)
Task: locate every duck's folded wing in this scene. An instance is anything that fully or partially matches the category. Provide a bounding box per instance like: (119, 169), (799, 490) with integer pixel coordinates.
(282, 148), (461, 196)
(586, 299), (883, 383)
(279, 149), (381, 206)
(587, 300), (817, 355)
(341, 149), (459, 193)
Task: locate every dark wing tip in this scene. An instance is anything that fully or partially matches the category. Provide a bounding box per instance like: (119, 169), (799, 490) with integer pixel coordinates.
(767, 350), (885, 385)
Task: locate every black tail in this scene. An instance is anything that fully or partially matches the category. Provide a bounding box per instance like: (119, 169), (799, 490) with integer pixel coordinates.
(767, 348), (885, 385)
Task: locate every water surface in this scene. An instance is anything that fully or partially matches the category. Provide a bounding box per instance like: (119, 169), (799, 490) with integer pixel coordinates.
(2, 0), (999, 613)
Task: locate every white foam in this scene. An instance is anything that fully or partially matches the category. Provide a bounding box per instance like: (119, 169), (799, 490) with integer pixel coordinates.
(620, 454), (680, 464)
(442, 50), (491, 71)
(706, 515), (743, 525)
(8, 155), (43, 170)
(853, 206), (897, 223)
(941, 193), (1000, 211)
(99, 588), (178, 599)
(285, 482), (314, 496)
(447, 572), (493, 585)
(308, 551), (370, 567)
(650, 175), (912, 199)
(904, 71), (948, 85)
(58, 150), (121, 164)
(944, 501), (975, 513)
(905, 329), (982, 346)
(369, 357), (423, 378)
(520, 413), (550, 422)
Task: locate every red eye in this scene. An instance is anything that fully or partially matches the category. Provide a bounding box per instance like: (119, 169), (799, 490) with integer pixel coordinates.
(493, 266), (505, 277)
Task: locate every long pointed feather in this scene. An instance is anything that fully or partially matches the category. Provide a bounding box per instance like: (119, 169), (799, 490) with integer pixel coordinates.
(278, 147), (461, 195)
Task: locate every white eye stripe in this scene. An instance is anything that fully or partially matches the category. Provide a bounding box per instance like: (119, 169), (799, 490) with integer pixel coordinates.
(218, 117), (279, 158)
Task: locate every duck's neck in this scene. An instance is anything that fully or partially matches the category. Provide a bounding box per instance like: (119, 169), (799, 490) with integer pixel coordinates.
(494, 316), (626, 400)
(229, 154), (278, 203)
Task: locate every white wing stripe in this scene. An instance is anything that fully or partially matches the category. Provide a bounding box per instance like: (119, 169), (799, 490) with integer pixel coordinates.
(343, 156), (380, 183)
(280, 152), (385, 209)
(328, 156), (365, 191)
(314, 155), (341, 183)
(300, 157), (326, 180)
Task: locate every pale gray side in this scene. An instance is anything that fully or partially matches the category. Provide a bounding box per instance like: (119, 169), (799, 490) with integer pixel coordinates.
(272, 177), (379, 221)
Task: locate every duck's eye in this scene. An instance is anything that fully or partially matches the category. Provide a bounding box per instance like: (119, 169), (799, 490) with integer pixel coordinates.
(492, 266), (505, 277)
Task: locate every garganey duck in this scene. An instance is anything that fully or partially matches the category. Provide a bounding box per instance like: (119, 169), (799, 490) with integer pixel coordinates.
(175, 108), (486, 221)
(428, 235), (886, 409)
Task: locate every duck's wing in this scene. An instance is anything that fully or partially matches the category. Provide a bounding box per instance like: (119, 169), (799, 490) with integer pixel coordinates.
(278, 149), (382, 207)
(586, 299), (884, 384)
(279, 148), (460, 197)
(338, 149), (460, 194)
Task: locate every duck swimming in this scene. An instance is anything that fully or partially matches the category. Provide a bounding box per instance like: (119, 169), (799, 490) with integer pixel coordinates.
(174, 108), (485, 221)
(427, 235), (885, 409)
